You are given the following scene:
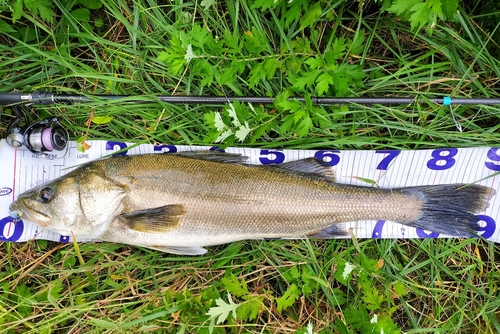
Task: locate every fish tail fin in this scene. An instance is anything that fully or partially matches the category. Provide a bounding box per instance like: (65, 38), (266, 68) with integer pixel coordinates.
(399, 184), (495, 236)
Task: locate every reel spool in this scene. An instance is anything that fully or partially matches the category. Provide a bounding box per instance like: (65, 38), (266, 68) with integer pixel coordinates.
(6, 106), (69, 156)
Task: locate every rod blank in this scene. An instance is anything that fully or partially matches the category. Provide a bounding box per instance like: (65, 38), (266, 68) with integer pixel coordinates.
(1, 91), (500, 106)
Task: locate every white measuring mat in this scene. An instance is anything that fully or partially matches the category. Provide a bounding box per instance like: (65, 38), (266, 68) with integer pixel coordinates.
(0, 139), (499, 244)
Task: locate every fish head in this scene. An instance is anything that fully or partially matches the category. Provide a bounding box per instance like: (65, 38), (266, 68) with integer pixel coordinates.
(9, 169), (127, 239)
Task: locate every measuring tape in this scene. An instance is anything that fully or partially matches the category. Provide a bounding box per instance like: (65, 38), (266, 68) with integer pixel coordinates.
(0, 139), (498, 243)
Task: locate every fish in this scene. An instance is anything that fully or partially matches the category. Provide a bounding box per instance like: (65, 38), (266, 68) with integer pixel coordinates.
(9, 151), (495, 255)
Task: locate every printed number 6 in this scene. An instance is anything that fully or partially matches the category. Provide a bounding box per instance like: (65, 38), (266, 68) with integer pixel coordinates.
(314, 150), (340, 166)
(259, 149), (285, 164)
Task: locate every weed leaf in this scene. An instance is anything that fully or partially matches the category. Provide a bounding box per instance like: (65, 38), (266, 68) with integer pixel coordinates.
(206, 293), (239, 324)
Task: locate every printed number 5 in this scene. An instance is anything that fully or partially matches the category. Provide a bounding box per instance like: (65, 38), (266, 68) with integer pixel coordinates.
(259, 149), (285, 164)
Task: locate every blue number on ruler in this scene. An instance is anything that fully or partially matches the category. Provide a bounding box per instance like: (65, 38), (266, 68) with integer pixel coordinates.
(210, 146), (225, 152)
(485, 148), (500, 171)
(416, 228), (439, 238)
(59, 235), (71, 243)
(105, 141), (128, 156)
(314, 150), (341, 166)
(153, 145), (177, 153)
(476, 215), (496, 239)
(259, 149), (285, 164)
(372, 220), (386, 238)
(0, 217), (24, 241)
(375, 150), (401, 170)
(426, 148), (458, 170)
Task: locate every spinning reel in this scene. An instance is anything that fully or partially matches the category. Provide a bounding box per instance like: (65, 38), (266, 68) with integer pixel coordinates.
(6, 106), (69, 157)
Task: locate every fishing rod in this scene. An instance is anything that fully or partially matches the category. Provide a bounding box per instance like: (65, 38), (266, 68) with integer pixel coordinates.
(1, 91), (500, 106)
(2, 91), (499, 157)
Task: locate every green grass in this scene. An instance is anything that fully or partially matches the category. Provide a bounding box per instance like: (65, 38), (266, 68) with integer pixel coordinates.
(1, 0), (500, 333)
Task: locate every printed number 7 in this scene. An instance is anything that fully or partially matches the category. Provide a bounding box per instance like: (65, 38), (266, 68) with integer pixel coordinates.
(375, 150), (401, 170)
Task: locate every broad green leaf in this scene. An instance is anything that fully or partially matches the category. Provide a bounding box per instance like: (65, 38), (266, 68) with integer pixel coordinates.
(213, 112), (227, 132)
(387, 0), (420, 16)
(222, 274), (249, 297)
(248, 61), (265, 88)
(291, 70), (320, 91)
(216, 129), (233, 143)
(237, 296), (263, 321)
(316, 72), (333, 95)
(0, 20), (16, 33)
(226, 103), (240, 127)
(206, 293), (239, 324)
(12, 0), (24, 23)
(362, 288), (384, 311)
(441, 0), (458, 19)
(91, 116), (113, 125)
(392, 281), (408, 297)
(349, 30), (365, 55)
(71, 8), (90, 21)
(296, 116), (312, 137)
(78, 0), (103, 9)
(277, 283), (300, 312)
(200, 0), (216, 10)
(305, 56), (323, 70)
(235, 122), (251, 142)
(300, 2), (322, 30)
(250, 0), (279, 11)
(184, 44), (196, 63)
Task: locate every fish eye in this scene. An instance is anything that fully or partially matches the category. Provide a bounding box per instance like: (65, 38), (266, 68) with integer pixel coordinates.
(38, 187), (54, 203)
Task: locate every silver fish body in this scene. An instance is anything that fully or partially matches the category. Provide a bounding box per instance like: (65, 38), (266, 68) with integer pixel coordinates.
(9, 152), (494, 255)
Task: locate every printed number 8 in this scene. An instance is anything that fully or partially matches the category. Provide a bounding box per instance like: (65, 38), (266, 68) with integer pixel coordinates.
(426, 148), (458, 170)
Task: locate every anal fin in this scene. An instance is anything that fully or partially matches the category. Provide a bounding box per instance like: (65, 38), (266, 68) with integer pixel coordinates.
(307, 224), (348, 239)
(119, 204), (186, 233)
(144, 245), (208, 255)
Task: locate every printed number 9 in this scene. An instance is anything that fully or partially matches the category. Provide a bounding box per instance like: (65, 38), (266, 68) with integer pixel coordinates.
(476, 215), (496, 239)
(105, 141), (128, 156)
(416, 228), (439, 238)
(153, 145), (177, 153)
(314, 150), (340, 166)
(426, 148), (458, 170)
(485, 148), (500, 171)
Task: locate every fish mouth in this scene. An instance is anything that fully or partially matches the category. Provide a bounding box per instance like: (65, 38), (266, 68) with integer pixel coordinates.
(9, 200), (50, 226)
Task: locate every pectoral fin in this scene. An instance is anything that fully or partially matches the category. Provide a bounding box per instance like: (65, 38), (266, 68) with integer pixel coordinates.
(119, 204), (186, 233)
(144, 245), (208, 255)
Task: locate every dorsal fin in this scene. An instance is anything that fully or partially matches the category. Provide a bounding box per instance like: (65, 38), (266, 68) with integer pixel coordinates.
(272, 158), (335, 181)
(176, 151), (249, 164)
